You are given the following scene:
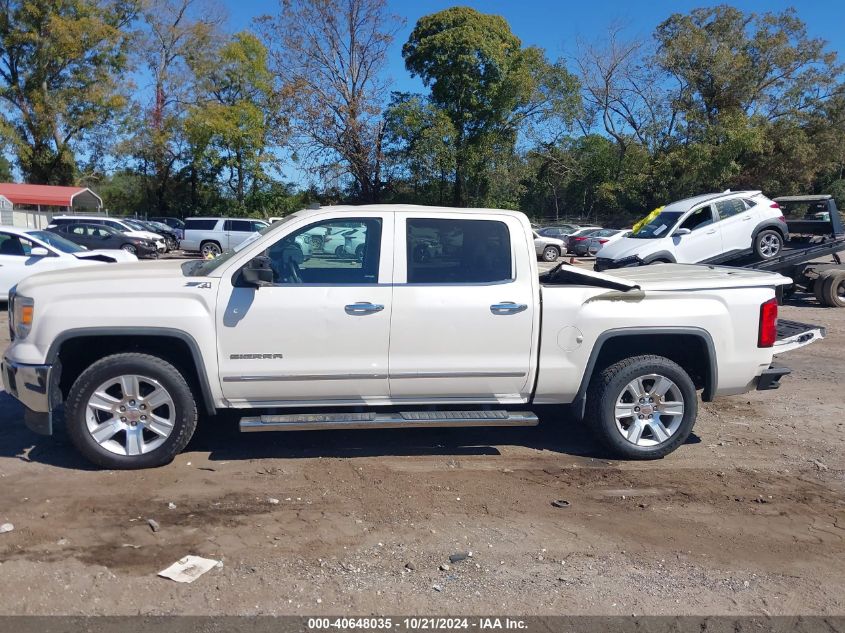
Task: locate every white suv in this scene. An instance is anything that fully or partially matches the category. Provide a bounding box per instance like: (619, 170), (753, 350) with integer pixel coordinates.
(595, 191), (788, 271)
(181, 218), (269, 257)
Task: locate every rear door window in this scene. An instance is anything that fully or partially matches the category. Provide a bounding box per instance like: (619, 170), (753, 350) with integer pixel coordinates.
(715, 198), (747, 220)
(406, 218), (512, 284)
(185, 219), (218, 231)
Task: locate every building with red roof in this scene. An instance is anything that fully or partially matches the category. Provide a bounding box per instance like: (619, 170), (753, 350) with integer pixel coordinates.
(0, 183), (103, 228)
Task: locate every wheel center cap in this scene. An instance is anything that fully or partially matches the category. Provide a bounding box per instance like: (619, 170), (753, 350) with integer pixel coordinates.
(640, 404), (654, 415)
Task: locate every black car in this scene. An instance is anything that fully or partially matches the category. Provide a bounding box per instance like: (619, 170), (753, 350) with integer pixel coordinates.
(149, 217), (186, 231)
(48, 223), (159, 258)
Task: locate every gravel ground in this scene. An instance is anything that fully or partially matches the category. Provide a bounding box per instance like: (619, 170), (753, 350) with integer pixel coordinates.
(0, 258), (843, 616)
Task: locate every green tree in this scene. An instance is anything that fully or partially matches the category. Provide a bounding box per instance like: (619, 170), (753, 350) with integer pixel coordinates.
(402, 6), (579, 206)
(186, 31), (284, 208)
(0, 0), (137, 184)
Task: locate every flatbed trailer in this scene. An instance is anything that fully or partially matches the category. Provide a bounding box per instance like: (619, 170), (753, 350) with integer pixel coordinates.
(732, 195), (845, 307)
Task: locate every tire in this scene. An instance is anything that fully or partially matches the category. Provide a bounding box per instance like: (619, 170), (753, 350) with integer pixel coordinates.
(121, 244), (137, 255)
(65, 353), (198, 469)
(542, 246), (560, 262)
(335, 245), (347, 258)
(754, 230), (782, 260)
(200, 241), (222, 257)
(586, 355), (698, 460)
(814, 270), (835, 306)
(355, 244), (365, 260)
(821, 271), (845, 307)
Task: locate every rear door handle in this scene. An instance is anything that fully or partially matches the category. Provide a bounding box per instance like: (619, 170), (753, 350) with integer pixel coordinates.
(706, 229), (716, 235)
(345, 302), (384, 315)
(742, 215), (752, 221)
(490, 302), (528, 315)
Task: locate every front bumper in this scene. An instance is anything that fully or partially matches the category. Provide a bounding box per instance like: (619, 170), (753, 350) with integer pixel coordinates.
(1, 356), (56, 435)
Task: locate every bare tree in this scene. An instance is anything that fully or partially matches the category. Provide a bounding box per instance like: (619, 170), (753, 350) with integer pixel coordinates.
(133, 0), (223, 213)
(256, 0), (402, 202)
(574, 24), (680, 169)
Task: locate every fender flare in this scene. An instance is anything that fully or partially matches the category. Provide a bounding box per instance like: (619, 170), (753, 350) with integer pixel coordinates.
(47, 327), (217, 415)
(751, 220), (788, 243)
(569, 326), (718, 422)
(641, 251), (677, 264)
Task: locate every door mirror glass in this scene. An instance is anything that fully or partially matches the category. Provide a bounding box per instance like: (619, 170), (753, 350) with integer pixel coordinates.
(241, 255), (274, 287)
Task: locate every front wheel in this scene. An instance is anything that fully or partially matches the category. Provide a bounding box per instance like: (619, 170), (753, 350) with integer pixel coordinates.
(542, 246), (560, 262)
(586, 355), (698, 459)
(121, 244), (137, 255)
(755, 230), (782, 260)
(65, 353), (198, 469)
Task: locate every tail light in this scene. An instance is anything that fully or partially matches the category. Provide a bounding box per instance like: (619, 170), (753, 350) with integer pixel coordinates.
(572, 237), (588, 242)
(770, 202), (781, 209)
(598, 239), (609, 244)
(776, 215), (787, 224)
(758, 297), (778, 348)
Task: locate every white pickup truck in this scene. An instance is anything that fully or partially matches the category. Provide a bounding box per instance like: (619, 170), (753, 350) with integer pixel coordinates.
(2, 205), (825, 469)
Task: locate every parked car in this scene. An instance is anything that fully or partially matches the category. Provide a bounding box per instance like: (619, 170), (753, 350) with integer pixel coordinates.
(562, 226), (602, 248)
(571, 228), (631, 256)
(568, 229), (603, 255)
(49, 215), (167, 252)
(596, 191), (788, 271)
(128, 219), (180, 251)
(533, 231), (567, 262)
(0, 226), (136, 300)
(1, 205), (824, 469)
(149, 217), (185, 232)
(180, 218), (269, 257)
(537, 225), (580, 239)
(49, 223), (159, 259)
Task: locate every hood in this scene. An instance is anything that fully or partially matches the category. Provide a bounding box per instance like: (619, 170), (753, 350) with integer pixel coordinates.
(16, 259), (186, 296)
(73, 249), (138, 263)
(543, 262), (790, 292)
(596, 236), (662, 261)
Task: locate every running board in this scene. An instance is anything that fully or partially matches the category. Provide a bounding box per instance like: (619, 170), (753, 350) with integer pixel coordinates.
(239, 410), (539, 432)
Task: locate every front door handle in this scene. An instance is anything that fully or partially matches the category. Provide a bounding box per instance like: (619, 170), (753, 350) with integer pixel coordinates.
(345, 302), (384, 315)
(705, 229), (716, 235)
(742, 215), (752, 221)
(490, 302), (528, 315)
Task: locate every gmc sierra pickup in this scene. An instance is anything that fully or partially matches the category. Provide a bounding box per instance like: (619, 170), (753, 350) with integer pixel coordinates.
(2, 205), (826, 469)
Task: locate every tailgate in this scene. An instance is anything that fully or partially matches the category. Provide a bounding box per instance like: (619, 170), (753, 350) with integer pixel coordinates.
(774, 319), (826, 353)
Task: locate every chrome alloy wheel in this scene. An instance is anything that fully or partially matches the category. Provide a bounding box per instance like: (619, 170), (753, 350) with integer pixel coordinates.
(614, 373), (685, 447)
(759, 233), (781, 257)
(84, 374), (176, 456)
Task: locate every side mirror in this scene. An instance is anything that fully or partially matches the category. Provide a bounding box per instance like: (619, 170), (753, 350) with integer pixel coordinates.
(673, 228), (691, 237)
(29, 246), (49, 257)
(241, 255), (274, 287)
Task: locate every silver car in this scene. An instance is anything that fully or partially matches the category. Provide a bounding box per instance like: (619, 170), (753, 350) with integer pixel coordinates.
(533, 231), (567, 262)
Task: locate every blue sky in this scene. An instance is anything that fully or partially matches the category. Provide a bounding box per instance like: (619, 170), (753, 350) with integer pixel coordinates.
(222, 0), (845, 96)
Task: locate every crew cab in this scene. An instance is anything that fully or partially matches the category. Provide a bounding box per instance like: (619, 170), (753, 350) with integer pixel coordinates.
(595, 191), (787, 270)
(2, 205), (824, 469)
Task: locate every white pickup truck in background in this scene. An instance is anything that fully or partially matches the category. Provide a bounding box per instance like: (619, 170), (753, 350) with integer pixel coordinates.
(2, 205), (825, 469)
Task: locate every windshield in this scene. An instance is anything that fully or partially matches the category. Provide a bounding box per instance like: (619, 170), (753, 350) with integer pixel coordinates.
(184, 214), (300, 276)
(630, 211), (684, 239)
(27, 230), (87, 253)
(123, 219), (147, 230)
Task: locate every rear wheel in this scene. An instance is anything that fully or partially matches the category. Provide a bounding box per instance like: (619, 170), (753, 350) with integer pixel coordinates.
(754, 230), (782, 260)
(542, 246), (560, 262)
(586, 355), (698, 459)
(821, 271), (845, 307)
(814, 270), (836, 306)
(65, 353), (198, 469)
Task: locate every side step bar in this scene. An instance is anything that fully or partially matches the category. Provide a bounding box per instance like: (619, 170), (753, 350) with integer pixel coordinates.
(239, 410), (539, 432)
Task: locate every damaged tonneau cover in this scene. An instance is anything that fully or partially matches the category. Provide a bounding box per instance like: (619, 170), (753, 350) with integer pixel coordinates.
(542, 261), (792, 292)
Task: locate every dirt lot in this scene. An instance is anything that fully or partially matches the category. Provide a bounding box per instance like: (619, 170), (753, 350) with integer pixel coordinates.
(0, 282), (843, 616)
